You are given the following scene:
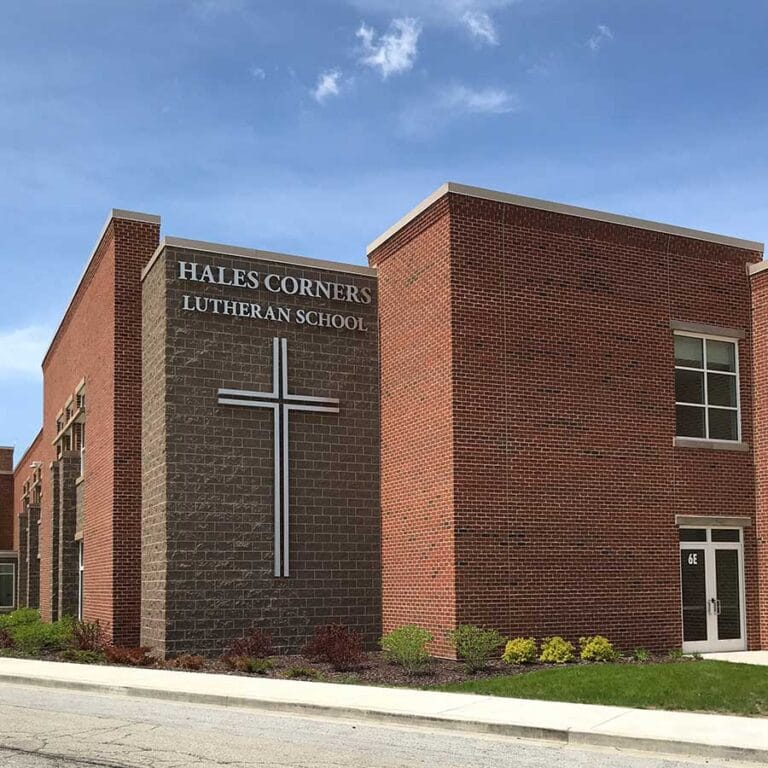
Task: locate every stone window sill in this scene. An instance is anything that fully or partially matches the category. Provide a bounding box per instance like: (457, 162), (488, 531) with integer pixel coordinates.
(75, 475), (85, 486)
(674, 437), (750, 452)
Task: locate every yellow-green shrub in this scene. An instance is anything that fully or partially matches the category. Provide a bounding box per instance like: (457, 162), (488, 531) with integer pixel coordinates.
(539, 636), (574, 663)
(579, 635), (618, 662)
(502, 637), (537, 665)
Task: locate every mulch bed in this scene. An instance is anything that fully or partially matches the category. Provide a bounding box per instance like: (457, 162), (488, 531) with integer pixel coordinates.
(2, 648), (683, 687)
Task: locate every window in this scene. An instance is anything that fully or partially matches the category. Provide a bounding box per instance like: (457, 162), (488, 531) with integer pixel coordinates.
(0, 564), (14, 609)
(77, 542), (84, 620)
(675, 333), (740, 441)
(79, 424), (86, 478)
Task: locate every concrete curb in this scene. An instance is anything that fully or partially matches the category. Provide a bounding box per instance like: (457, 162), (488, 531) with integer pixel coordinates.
(1, 671), (767, 764)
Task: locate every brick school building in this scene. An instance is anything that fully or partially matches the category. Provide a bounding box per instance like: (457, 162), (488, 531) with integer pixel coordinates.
(6, 183), (768, 657)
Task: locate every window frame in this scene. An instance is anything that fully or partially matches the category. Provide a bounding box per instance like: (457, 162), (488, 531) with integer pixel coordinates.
(0, 563), (15, 609)
(674, 331), (741, 443)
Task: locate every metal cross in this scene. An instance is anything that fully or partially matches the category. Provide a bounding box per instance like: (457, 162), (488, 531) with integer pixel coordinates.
(217, 337), (339, 577)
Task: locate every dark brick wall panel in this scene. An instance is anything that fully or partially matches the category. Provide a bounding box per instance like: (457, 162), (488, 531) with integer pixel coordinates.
(142, 247), (380, 656)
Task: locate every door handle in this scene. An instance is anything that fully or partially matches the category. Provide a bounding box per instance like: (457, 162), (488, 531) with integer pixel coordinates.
(709, 597), (717, 615)
(715, 599), (722, 616)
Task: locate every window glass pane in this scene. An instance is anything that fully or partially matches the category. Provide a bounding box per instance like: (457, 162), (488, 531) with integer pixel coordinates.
(716, 549), (742, 640)
(675, 335), (703, 368)
(711, 529), (740, 542)
(707, 340), (736, 373)
(675, 370), (704, 403)
(0, 569), (13, 608)
(679, 528), (706, 542)
(708, 373), (736, 407)
(709, 409), (738, 441)
(681, 549), (707, 641)
(676, 405), (705, 438)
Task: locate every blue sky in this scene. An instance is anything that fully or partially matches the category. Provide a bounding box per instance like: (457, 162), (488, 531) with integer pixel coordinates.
(1, 0), (767, 456)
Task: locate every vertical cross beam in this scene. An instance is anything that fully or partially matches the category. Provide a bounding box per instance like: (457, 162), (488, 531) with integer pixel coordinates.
(217, 338), (339, 576)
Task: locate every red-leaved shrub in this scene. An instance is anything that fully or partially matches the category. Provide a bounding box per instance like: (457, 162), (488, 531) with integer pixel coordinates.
(72, 620), (106, 652)
(0, 629), (13, 649)
(226, 629), (273, 660)
(104, 645), (155, 666)
(302, 624), (365, 671)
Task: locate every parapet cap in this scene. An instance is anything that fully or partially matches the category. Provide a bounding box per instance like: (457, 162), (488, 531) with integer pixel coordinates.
(367, 182), (764, 256)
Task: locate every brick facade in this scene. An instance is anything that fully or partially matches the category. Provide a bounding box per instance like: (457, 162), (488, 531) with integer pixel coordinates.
(141, 245), (381, 656)
(6, 184), (768, 658)
(370, 186), (765, 655)
(12, 212), (159, 642)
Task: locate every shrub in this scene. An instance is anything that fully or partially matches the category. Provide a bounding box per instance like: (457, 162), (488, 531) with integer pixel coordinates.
(72, 619), (106, 652)
(229, 656), (273, 674)
(502, 637), (537, 665)
(104, 645), (155, 667)
(169, 654), (206, 671)
(539, 636), (575, 664)
(302, 624), (365, 671)
(448, 625), (505, 673)
(59, 649), (106, 665)
(11, 617), (73, 655)
(0, 629), (14, 649)
(284, 665), (325, 681)
(667, 648), (684, 661)
(226, 629), (273, 660)
(579, 635), (618, 662)
(0, 608), (41, 629)
(632, 647), (650, 663)
(380, 625), (432, 674)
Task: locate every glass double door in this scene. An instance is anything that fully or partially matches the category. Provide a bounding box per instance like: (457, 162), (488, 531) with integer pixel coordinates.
(680, 528), (745, 653)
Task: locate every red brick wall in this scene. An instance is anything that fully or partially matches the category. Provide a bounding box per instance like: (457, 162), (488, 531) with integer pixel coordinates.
(112, 219), (161, 644)
(13, 430), (43, 552)
(0, 448), (13, 550)
(369, 197), (458, 655)
(750, 268), (768, 648)
(14, 216), (158, 641)
(373, 189), (764, 654)
(450, 194), (761, 651)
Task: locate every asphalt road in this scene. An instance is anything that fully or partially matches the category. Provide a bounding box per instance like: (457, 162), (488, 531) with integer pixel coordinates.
(0, 683), (749, 768)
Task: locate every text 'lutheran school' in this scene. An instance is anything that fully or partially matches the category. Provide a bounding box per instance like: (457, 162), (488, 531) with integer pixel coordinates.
(2, 181), (768, 658)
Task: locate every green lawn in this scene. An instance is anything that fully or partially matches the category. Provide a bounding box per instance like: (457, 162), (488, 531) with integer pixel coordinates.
(437, 661), (768, 716)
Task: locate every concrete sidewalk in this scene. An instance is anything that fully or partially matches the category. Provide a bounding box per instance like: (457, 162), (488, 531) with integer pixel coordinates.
(0, 657), (765, 763)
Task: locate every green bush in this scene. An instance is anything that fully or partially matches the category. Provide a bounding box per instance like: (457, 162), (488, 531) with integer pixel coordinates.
(502, 637), (537, 665)
(667, 648), (684, 661)
(0, 608), (43, 630)
(9, 616), (73, 655)
(632, 647), (650, 662)
(225, 656), (273, 674)
(539, 636), (575, 664)
(579, 635), (618, 662)
(448, 625), (505, 673)
(59, 649), (106, 665)
(380, 625), (433, 674)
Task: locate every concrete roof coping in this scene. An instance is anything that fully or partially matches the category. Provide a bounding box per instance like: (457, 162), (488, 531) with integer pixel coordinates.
(366, 182), (764, 255)
(42, 209), (161, 367)
(142, 236), (377, 282)
(748, 261), (768, 276)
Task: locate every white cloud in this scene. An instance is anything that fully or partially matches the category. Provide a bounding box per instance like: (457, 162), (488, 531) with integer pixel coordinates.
(0, 326), (48, 380)
(349, 0), (513, 42)
(357, 17), (422, 78)
(399, 83), (518, 137)
(442, 84), (517, 113)
(462, 10), (498, 45)
(588, 24), (613, 52)
(312, 70), (343, 103)
(250, 66), (266, 80)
